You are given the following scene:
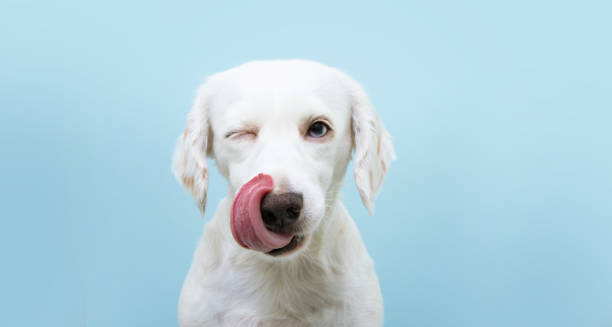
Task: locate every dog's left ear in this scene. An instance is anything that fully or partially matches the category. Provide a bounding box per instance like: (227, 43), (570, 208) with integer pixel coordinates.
(172, 84), (212, 216)
(343, 75), (396, 215)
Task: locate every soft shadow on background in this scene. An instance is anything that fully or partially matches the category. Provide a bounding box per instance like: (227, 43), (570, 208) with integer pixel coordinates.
(1, 1), (611, 326)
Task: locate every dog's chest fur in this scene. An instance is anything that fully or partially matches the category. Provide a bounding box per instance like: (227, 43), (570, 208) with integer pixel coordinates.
(219, 255), (347, 325)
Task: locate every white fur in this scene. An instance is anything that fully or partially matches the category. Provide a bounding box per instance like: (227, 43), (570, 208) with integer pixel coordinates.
(173, 60), (395, 327)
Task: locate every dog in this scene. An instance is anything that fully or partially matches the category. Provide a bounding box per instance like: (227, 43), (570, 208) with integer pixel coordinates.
(172, 60), (395, 327)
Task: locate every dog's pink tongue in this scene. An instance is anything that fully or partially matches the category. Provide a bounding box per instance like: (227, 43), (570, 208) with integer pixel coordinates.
(231, 174), (293, 252)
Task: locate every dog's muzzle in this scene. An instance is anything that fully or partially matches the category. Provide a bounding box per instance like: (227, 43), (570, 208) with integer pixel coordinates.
(230, 174), (299, 253)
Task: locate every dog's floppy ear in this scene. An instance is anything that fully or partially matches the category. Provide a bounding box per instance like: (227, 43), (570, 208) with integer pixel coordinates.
(172, 84), (212, 215)
(344, 75), (396, 215)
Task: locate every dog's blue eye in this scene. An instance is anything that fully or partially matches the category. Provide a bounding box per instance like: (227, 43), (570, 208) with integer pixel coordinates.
(307, 121), (329, 138)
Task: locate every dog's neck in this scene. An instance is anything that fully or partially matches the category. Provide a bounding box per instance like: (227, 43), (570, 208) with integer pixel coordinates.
(196, 195), (361, 317)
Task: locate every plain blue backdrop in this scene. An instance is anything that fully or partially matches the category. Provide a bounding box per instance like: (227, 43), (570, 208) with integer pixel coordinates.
(1, 0), (611, 326)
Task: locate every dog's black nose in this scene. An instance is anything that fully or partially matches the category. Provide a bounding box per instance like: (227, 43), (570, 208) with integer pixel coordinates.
(260, 192), (303, 232)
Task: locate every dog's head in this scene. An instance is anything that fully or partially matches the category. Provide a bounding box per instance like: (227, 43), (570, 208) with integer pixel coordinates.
(173, 60), (395, 257)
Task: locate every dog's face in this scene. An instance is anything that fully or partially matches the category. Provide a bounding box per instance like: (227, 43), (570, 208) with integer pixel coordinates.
(209, 64), (355, 249)
(173, 60), (395, 257)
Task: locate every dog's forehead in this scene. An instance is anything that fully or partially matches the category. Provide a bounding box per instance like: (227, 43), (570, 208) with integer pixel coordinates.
(207, 61), (350, 123)
(213, 60), (338, 90)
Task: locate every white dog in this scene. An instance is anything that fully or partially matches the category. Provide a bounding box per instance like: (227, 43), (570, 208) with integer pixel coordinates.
(173, 60), (395, 327)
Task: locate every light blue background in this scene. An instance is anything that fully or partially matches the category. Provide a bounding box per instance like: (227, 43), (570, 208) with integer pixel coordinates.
(1, 0), (611, 326)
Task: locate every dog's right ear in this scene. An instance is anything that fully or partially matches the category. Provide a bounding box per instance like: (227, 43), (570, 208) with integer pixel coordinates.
(341, 74), (396, 216)
(172, 84), (212, 215)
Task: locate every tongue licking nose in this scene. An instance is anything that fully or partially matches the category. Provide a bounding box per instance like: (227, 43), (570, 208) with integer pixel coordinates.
(230, 174), (293, 252)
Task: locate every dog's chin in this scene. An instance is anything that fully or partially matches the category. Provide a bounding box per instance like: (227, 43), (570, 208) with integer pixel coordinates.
(266, 234), (306, 257)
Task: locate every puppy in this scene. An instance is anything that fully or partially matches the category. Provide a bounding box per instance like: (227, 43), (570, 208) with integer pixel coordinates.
(173, 60), (395, 327)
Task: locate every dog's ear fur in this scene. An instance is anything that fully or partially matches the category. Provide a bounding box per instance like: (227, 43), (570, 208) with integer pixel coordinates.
(343, 74), (396, 215)
(172, 84), (212, 216)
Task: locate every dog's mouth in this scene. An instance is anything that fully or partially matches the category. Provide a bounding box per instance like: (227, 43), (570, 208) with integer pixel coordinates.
(266, 234), (305, 256)
(231, 174), (295, 253)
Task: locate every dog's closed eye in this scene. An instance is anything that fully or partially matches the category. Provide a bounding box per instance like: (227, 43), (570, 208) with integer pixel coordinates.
(225, 127), (259, 140)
